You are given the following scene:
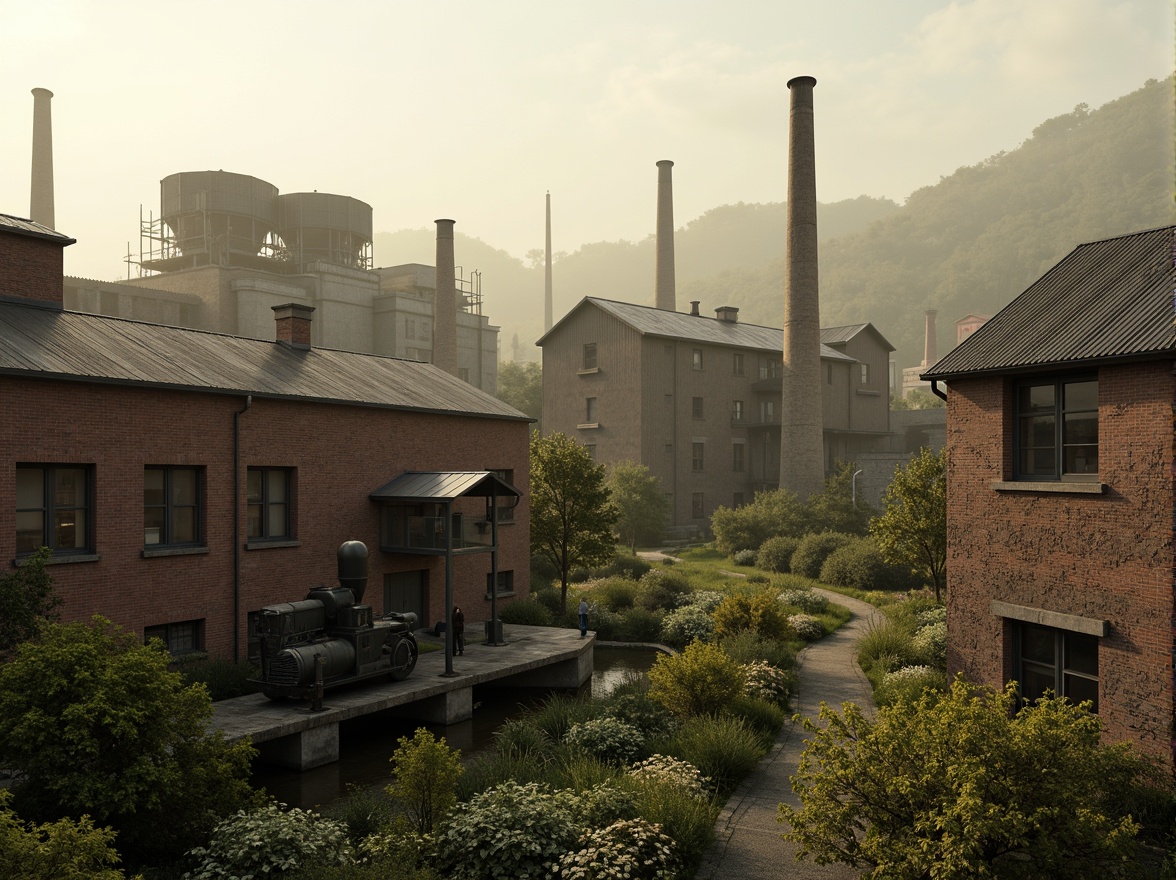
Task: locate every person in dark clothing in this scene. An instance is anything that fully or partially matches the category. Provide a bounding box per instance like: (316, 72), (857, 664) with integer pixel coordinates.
(578, 598), (589, 638)
(452, 606), (465, 655)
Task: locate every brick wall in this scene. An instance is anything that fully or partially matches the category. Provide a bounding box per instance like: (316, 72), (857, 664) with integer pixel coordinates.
(0, 233), (64, 305)
(945, 361), (1176, 766)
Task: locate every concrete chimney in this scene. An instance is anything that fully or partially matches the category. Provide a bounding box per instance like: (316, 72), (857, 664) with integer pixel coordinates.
(779, 75), (824, 500)
(689, 300), (700, 316)
(433, 219), (458, 376)
(544, 192), (553, 333)
(715, 306), (739, 323)
(922, 309), (938, 367)
(654, 160), (676, 311)
(272, 303), (314, 349)
(30, 88), (55, 229)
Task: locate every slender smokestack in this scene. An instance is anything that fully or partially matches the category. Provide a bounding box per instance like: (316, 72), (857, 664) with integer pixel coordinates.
(30, 88), (54, 229)
(923, 309), (938, 366)
(655, 160), (676, 311)
(779, 75), (824, 500)
(433, 219), (458, 376)
(544, 192), (553, 333)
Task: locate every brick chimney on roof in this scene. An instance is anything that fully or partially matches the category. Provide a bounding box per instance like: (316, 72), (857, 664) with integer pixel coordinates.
(0, 216), (74, 309)
(272, 303), (314, 349)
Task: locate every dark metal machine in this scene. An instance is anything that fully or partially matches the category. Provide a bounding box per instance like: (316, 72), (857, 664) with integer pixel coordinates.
(250, 540), (418, 700)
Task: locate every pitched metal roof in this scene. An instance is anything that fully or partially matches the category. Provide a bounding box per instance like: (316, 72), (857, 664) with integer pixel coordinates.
(925, 226), (1176, 380)
(0, 213), (76, 244)
(544, 297), (856, 362)
(821, 323), (896, 352)
(0, 302), (528, 421)
(370, 471), (522, 501)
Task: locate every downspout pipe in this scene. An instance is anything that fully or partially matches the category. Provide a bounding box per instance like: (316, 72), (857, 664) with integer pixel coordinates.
(232, 394), (252, 661)
(931, 380), (947, 401)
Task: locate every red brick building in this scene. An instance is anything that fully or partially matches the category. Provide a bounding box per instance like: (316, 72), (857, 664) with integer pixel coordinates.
(924, 226), (1176, 767)
(0, 215), (531, 660)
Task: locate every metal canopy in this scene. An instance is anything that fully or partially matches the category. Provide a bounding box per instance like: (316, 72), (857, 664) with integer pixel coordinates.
(369, 470), (521, 503)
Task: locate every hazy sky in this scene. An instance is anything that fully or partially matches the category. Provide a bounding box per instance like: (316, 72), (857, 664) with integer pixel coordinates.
(1, 0), (1171, 283)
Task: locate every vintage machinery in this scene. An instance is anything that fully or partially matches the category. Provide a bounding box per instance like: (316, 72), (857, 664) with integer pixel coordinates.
(250, 540), (418, 700)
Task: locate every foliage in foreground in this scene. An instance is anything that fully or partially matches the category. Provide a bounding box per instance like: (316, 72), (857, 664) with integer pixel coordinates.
(0, 546), (60, 661)
(869, 446), (947, 601)
(0, 789), (126, 880)
(387, 728), (463, 835)
(781, 678), (1154, 878)
(646, 641), (746, 719)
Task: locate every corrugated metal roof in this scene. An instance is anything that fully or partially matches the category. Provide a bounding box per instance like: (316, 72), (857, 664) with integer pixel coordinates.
(821, 323), (896, 352)
(370, 471), (521, 501)
(548, 297), (856, 362)
(0, 213), (75, 244)
(925, 226), (1176, 379)
(0, 302), (529, 421)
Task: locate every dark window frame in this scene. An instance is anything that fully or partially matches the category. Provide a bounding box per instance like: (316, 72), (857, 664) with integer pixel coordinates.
(692, 396), (704, 419)
(145, 619), (204, 656)
(1014, 376), (1098, 481)
(733, 352), (744, 376)
(692, 442), (705, 472)
(1014, 621), (1099, 712)
(486, 570), (514, 597)
(247, 467), (293, 541)
(144, 466), (204, 548)
(15, 464), (94, 557)
(582, 342), (598, 370)
(692, 349), (703, 371)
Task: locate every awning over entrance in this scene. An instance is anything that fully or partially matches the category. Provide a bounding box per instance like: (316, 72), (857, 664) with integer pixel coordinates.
(370, 470), (521, 504)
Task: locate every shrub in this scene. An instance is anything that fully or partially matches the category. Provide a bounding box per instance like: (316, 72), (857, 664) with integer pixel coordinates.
(499, 598), (554, 626)
(741, 659), (794, 707)
(745, 573), (769, 583)
(589, 576), (639, 612)
(756, 536), (801, 573)
(667, 715), (765, 794)
(713, 590), (793, 642)
(597, 555), (653, 581)
(320, 784), (396, 846)
(532, 586), (564, 616)
(790, 532), (855, 580)
(0, 789), (125, 880)
(777, 587), (828, 615)
(647, 642), (746, 719)
(711, 488), (806, 555)
(603, 692), (678, 741)
(570, 783), (638, 828)
(493, 718), (554, 763)
(565, 718), (645, 766)
(875, 666), (949, 707)
(436, 781), (581, 880)
(716, 631), (796, 669)
(614, 607), (664, 642)
(457, 753), (543, 801)
(183, 801), (353, 879)
(911, 620), (947, 669)
(550, 818), (679, 880)
(788, 613), (824, 641)
(819, 537), (916, 591)
(387, 729), (463, 835)
(636, 569), (693, 611)
(731, 548), (758, 567)
(619, 774), (718, 872)
(687, 590), (726, 613)
(528, 693), (600, 743)
(177, 655), (260, 701)
(726, 694), (788, 747)
(627, 755), (710, 798)
(659, 604), (715, 649)
(857, 619), (923, 676)
(916, 606), (947, 628)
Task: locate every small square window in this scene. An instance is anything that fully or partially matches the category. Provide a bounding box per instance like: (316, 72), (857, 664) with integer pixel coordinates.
(664, 444), (673, 454)
(827, 363), (834, 385)
(692, 349), (703, 371)
(489, 469), (516, 523)
(582, 343), (598, 370)
(692, 397), (704, 419)
(458, 367), (471, 383)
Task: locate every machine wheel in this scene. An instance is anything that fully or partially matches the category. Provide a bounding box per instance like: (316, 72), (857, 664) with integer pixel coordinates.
(388, 636), (418, 681)
(262, 687), (289, 701)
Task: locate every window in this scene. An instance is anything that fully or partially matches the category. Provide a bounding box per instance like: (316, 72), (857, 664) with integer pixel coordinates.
(582, 343), (597, 370)
(1017, 622), (1098, 711)
(692, 442), (705, 472)
(1015, 378), (1098, 479)
(585, 444), (596, 461)
(860, 363), (869, 384)
(691, 493), (704, 519)
(758, 358), (781, 380)
(145, 619), (204, 656)
(486, 570), (514, 597)
(759, 400), (775, 423)
(144, 466), (202, 547)
(733, 353), (744, 376)
(732, 400), (744, 423)
(247, 467), (292, 540)
(732, 443), (745, 473)
(585, 397), (598, 424)
(692, 349), (703, 371)
(692, 396), (704, 419)
(16, 465), (92, 555)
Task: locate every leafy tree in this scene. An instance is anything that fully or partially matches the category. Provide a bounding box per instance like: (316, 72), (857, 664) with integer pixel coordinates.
(0, 546), (60, 660)
(0, 616), (257, 866)
(805, 461), (874, 535)
(530, 431), (618, 613)
(0, 790), (126, 880)
(496, 360), (543, 423)
(386, 728), (464, 835)
(780, 679), (1150, 878)
(712, 590), (792, 642)
(710, 488), (806, 554)
(607, 460), (670, 551)
(869, 447), (947, 601)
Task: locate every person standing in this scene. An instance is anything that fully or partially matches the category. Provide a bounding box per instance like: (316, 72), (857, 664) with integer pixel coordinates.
(578, 598), (589, 638)
(452, 605), (465, 656)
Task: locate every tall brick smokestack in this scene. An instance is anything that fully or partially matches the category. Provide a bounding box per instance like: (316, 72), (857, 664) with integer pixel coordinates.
(544, 192), (553, 333)
(654, 160), (676, 311)
(30, 88), (55, 229)
(433, 219), (458, 376)
(779, 75), (824, 500)
(923, 309), (938, 366)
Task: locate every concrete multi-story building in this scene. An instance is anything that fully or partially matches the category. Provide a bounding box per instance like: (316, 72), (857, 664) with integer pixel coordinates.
(538, 296), (894, 529)
(923, 225), (1176, 767)
(0, 213), (529, 661)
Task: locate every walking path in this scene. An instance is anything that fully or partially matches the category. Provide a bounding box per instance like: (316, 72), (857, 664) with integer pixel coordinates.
(695, 588), (882, 879)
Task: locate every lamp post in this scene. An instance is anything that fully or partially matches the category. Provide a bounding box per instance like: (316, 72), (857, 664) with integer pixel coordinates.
(852, 470), (864, 509)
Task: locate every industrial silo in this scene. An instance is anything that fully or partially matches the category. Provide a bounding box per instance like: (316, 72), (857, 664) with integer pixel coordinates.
(276, 192), (373, 271)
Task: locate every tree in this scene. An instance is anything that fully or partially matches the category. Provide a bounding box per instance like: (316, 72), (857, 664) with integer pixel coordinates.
(805, 460), (874, 535)
(0, 616), (257, 866)
(607, 461), (670, 551)
(780, 679), (1149, 878)
(710, 488), (806, 554)
(386, 728), (464, 835)
(496, 360), (543, 423)
(0, 546), (60, 660)
(0, 790), (126, 880)
(530, 431), (618, 612)
(869, 447), (947, 601)
(891, 389), (945, 411)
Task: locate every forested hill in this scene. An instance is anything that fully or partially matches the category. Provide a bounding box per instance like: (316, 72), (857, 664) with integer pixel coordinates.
(374, 75), (1173, 369)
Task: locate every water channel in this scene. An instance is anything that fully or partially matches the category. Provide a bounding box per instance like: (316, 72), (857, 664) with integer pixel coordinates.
(250, 645), (660, 810)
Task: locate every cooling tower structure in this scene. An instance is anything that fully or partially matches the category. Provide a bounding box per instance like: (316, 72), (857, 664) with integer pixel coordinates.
(779, 75), (825, 500)
(277, 192), (373, 270)
(654, 160), (676, 311)
(433, 219), (458, 376)
(30, 88), (54, 229)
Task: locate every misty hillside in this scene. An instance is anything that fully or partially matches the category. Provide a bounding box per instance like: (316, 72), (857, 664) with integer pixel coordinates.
(375, 75), (1173, 369)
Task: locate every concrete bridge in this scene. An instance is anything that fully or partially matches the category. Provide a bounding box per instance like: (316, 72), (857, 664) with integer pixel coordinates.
(211, 625), (593, 770)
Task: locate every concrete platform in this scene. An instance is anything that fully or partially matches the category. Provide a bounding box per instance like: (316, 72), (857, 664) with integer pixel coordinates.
(211, 625), (593, 770)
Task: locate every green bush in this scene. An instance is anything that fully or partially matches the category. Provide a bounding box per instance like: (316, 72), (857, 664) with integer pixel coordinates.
(627, 755), (710, 798)
(857, 619), (923, 678)
(741, 659), (794, 707)
(499, 598), (554, 626)
(715, 631), (796, 669)
(756, 536), (801, 573)
(387, 729), (463, 835)
(788, 613), (824, 641)
(619, 774), (718, 873)
(666, 715), (765, 794)
(603, 692), (678, 741)
(546, 752), (624, 795)
(614, 607), (664, 643)
(176, 655), (260, 701)
(777, 587), (828, 615)
(320, 784), (396, 846)
(659, 604), (715, 649)
(532, 586), (564, 617)
(183, 801), (354, 879)
(726, 694), (788, 747)
(493, 718), (554, 763)
(647, 642), (746, 719)
(564, 717), (645, 766)
(713, 590), (793, 642)
(875, 666), (949, 707)
(550, 818), (679, 880)
(527, 693), (600, 743)
(711, 488), (806, 555)
(597, 555), (654, 581)
(911, 620), (947, 669)
(819, 537), (917, 591)
(731, 548), (758, 567)
(0, 789), (125, 880)
(790, 532), (856, 580)
(457, 753), (545, 801)
(636, 569), (692, 612)
(588, 576), (639, 612)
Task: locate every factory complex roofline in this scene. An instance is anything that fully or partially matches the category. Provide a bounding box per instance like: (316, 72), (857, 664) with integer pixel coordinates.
(0, 301), (529, 421)
(0, 212), (75, 244)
